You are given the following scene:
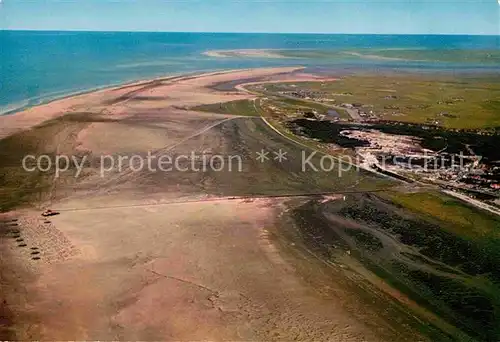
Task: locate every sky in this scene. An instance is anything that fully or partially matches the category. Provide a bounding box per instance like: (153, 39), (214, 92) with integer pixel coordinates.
(0, 0), (499, 35)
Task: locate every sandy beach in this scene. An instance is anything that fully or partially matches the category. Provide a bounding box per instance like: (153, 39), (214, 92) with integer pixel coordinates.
(0, 67), (305, 139)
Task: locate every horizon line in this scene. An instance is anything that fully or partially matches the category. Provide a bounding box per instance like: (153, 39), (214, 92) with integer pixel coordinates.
(2, 28), (499, 37)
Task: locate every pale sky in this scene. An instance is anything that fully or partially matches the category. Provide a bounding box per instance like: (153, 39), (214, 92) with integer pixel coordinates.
(1, 0), (499, 35)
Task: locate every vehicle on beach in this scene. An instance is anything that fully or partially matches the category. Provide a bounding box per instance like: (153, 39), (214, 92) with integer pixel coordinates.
(41, 210), (60, 217)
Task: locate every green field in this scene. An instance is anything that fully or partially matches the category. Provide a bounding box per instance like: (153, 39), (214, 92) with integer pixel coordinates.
(258, 74), (500, 129)
(269, 97), (350, 119)
(191, 97), (351, 121)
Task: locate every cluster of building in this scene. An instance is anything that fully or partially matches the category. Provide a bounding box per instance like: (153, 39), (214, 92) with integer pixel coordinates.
(342, 129), (499, 197)
(279, 90), (328, 101)
(338, 102), (379, 120)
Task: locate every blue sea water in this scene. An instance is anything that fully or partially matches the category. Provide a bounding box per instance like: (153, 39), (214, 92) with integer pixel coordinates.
(1, 30), (499, 115)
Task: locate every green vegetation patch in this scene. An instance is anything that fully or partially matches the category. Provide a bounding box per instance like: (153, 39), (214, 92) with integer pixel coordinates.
(191, 99), (262, 117)
(386, 191), (500, 240)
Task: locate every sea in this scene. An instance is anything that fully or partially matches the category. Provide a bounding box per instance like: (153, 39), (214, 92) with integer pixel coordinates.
(1, 30), (499, 115)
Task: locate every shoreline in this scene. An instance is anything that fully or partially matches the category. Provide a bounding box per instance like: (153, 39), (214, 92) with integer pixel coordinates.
(4, 60), (500, 120)
(0, 66), (305, 139)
